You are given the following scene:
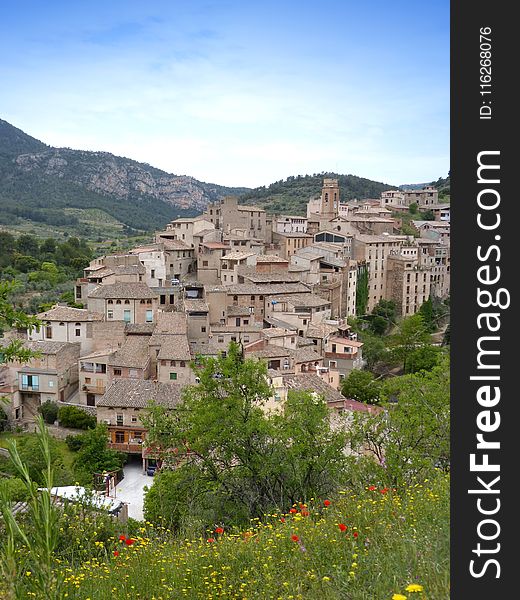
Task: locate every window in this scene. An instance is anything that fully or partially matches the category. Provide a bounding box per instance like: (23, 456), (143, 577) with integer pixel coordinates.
(151, 269), (155, 278)
(21, 374), (39, 390)
(75, 328), (81, 336)
(218, 336), (224, 343)
(116, 299), (121, 304)
(129, 369), (138, 378)
(116, 414), (124, 426)
(244, 319), (249, 325)
(124, 309), (131, 323)
(201, 326), (206, 333)
(114, 368), (122, 376)
(170, 372), (177, 380)
(131, 415), (138, 423)
(115, 431), (125, 443)
(45, 325), (52, 339)
(86, 394), (95, 407)
(236, 317), (241, 326)
(124, 299), (130, 304)
(48, 380), (54, 388)
(146, 310), (153, 323)
(85, 377), (91, 384)
(59, 322), (65, 327)
(108, 299), (113, 304)
(203, 260), (208, 267)
(107, 310), (114, 319)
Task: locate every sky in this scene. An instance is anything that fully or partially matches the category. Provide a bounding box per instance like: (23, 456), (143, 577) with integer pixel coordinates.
(0, 0), (449, 189)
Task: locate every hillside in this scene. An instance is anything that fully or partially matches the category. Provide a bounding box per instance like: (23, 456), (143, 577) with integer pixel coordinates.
(238, 173), (395, 214)
(0, 119), (248, 238)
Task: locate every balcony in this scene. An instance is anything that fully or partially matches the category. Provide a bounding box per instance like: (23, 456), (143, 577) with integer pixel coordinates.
(108, 442), (144, 454)
(20, 384), (39, 392)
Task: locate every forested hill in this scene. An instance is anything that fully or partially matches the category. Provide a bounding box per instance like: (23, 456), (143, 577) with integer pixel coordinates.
(0, 119), (248, 237)
(238, 173), (395, 214)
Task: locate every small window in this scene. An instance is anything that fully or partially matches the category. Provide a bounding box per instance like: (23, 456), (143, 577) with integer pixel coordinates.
(59, 322), (65, 327)
(108, 299), (113, 304)
(146, 310), (153, 323)
(75, 329), (81, 336)
(114, 368), (122, 376)
(116, 299), (122, 304)
(180, 361), (185, 367)
(170, 372), (177, 380)
(201, 326), (206, 333)
(108, 310), (114, 319)
(131, 415), (138, 423)
(116, 414), (124, 426)
(124, 299), (130, 305)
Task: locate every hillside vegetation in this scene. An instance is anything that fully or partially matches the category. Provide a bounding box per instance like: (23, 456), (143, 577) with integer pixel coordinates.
(238, 173), (395, 214)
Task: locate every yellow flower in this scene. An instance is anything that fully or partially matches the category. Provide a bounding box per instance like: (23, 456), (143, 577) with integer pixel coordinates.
(322, 576), (331, 582)
(405, 584), (424, 593)
(392, 595), (407, 600)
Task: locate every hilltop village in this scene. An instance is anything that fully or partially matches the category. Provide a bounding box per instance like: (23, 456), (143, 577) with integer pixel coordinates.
(1, 179), (450, 467)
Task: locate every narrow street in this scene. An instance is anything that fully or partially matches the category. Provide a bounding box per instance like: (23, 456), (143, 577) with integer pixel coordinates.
(113, 458), (151, 521)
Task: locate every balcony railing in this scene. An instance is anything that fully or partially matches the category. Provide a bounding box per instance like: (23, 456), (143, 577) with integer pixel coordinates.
(108, 442), (143, 454)
(20, 385), (39, 392)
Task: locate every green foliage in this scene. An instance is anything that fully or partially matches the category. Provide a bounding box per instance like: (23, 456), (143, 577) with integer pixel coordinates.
(0, 477), (29, 502)
(58, 406), (97, 430)
(388, 314), (432, 372)
(239, 172), (394, 215)
(72, 425), (125, 486)
(355, 266), (369, 316)
(341, 369), (381, 405)
(0, 280), (42, 363)
(38, 400), (59, 425)
(408, 202), (418, 214)
(405, 345), (444, 374)
(65, 434), (84, 452)
(348, 356), (450, 486)
(143, 343), (348, 529)
(0, 406), (7, 431)
(368, 299), (396, 335)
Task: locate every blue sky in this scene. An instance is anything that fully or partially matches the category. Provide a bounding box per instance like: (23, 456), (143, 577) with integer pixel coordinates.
(0, 1), (449, 188)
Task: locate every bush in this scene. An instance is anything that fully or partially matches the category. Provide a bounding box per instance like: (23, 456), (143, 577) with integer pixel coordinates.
(58, 406), (96, 430)
(0, 405), (8, 431)
(39, 400), (59, 424)
(65, 434), (84, 452)
(0, 476), (30, 502)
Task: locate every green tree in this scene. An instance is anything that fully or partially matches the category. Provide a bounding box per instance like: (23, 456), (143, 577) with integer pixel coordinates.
(341, 369), (381, 404)
(72, 425), (125, 485)
(0, 280), (41, 364)
(356, 266), (369, 316)
(15, 234), (40, 257)
(0, 405), (7, 431)
(348, 356), (450, 486)
(39, 400), (59, 424)
(143, 343), (347, 527)
(406, 345), (443, 374)
(58, 405), (96, 430)
(369, 299), (396, 335)
(388, 314), (432, 372)
(408, 202), (418, 214)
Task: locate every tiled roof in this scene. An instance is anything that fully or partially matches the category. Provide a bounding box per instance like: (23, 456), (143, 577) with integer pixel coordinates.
(255, 255), (288, 263)
(108, 336), (150, 368)
(189, 341), (222, 357)
(220, 251), (256, 261)
(272, 293), (330, 307)
(24, 340), (80, 355)
(184, 299), (209, 312)
(262, 327), (295, 338)
(226, 283), (310, 295)
(154, 312), (187, 335)
(88, 282), (158, 299)
(281, 374), (349, 406)
(226, 305), (252, 317)
(98, 379), (183, 409)
(306, 322), (340, 339)
(290, 347), (323, 363)
(248, 347), (291, 359)
(37, 306), (104, 322)
(155, 335), (192, 361)
(125, 323), (155, 335)
(210, 324), (263, 333)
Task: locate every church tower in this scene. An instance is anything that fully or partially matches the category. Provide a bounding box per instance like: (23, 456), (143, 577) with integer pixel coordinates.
(320, 178), (340, 219)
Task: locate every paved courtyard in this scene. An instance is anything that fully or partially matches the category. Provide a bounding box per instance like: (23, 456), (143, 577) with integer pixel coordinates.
(113, 459), (152, 521)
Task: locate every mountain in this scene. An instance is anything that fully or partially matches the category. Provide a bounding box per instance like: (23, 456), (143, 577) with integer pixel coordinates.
(0, 119), (248, 237)
(238, 173), (395, 215)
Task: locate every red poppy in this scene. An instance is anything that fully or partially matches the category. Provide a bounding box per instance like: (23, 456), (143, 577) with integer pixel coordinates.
(368, 485), (376, 491)
(118, 535), (126, 542)
(301, 509), (309, 517)
(291, 535), (300, 542)
(380, 488), (389, 494)
(338, 523), (347, 532)
(280, 517), (286, 523)
(353, 532), (359, 538)
(125, 538), (135, 546)
(215, 527), (224, 534)
(324, 500), (331, 506)
(113, 551), (119, 557)
(289, 508), (298, 514)
(207, 538), (215, 543)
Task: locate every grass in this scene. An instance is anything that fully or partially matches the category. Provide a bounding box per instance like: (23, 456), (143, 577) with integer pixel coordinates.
(0, 432), (76, 472)
(22, 475), (449, 600)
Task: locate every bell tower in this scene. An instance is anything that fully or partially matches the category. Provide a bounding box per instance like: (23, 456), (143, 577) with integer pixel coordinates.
(320, 178), (340, 219)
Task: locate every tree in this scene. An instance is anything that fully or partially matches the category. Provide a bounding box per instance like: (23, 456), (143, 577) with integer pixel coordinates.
(388, 314), (432, 373)
(39, 400), (59, 424)
(143, 343), (348, 527)
(58, 405), (96, 429)
(409, 202), (418, 214)
(356, 266), (369, 315)
(369, 299), (396, 335)
(418, 298), (435, 332)
(15, 234), (39, 257)
(348, 356), (450, 486)
(0, 280), (41, 364)
(72, 425), (125, 485)
(341, 369), (381, 404)
(0, 405), (7, 431)
(406, 345), (443, 374)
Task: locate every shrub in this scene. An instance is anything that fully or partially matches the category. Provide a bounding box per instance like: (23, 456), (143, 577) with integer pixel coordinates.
(39, 400), (59, 424)
(58, 406), (96, 430)
(0, 405), (8, 431)
(65, 434), (84, 452)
